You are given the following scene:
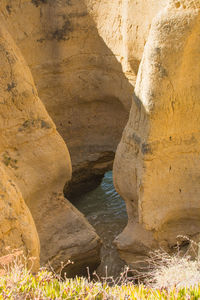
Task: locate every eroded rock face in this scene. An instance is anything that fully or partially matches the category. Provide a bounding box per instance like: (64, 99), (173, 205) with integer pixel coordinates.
(114, 0), (200, 264)
(0, 0), (129, 195)
(0, 0), (166, 195)
(0, 164), (40, 271)
(0, 19), (101, 274)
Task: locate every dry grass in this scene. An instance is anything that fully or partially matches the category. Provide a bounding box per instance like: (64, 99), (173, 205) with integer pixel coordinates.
(0, 242), (200, 299)
(144, 250), (200, 289)
(143, 236), (200, 290)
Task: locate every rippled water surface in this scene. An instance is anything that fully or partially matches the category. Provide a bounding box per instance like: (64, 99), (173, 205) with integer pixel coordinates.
(74, 171), (128, 277)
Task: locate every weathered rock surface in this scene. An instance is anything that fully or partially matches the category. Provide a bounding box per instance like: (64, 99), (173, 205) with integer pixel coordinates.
(114, 0), (200, 264)
(2, 0), (198, 275)
(0, 0), (166, 195)
(0, 18), (101, 274)
(0, 164), (40, 271)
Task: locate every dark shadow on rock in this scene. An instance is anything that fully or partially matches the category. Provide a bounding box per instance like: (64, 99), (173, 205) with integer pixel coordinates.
(1, 0), (135, 277)
(23, 0), (134, 197)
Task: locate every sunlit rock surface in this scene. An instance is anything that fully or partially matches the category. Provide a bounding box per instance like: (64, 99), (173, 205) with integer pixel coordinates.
(114, 0), (200, 265)
(1, 0), (166, 194)
(0, 16), (101, 274)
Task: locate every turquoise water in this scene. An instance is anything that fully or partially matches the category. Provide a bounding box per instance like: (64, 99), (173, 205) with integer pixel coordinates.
(74, 171), (128, 277)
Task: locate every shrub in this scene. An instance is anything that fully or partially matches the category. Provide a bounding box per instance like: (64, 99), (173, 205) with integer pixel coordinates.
(0, 246), (200, 299)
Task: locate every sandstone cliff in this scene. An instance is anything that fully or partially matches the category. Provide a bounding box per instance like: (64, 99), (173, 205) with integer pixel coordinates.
(0, 0), (166, 196)
(114, 0), (200, 265)
(0, 164), (40, 272)
(0, 17), (101, 274)
(2, 0), (198, 276)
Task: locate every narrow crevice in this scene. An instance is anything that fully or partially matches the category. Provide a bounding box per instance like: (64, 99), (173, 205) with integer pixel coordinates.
(71, 171), (128, 278)
(64, 151), (115, 199)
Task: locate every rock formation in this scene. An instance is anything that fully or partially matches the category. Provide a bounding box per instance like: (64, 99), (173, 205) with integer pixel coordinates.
(2, 0), (199, 276)
(0, 164), (40, 272)
(0, 18), (101, 275)
(0, 0), (166, 196)
(114, 0), (200, 265)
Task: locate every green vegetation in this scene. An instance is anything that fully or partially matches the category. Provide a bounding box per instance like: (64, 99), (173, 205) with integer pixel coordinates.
(1, 246), (200, 299)
(1, 267), (200, 299)
(0, 253), (199, 299)
(2, 151), (18, 169)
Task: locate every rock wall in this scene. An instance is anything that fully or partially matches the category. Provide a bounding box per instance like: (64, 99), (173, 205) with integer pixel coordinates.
(114, 0), (200, 265)
(0, 164), (40, 272)
(2, 0), (197, 275)
(0, 0), (166, 196)
(0, 17), (101, 275)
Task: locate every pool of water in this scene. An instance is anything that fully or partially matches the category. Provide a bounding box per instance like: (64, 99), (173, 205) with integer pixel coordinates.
(73, 171), (128, 277)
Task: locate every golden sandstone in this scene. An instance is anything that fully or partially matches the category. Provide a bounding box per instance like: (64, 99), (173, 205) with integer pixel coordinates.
(0, 0), (199, 272)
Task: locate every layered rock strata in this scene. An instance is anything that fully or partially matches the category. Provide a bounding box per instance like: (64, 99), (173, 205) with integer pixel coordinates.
(114, 0), (200, 265)
(0, 19), (101, 274)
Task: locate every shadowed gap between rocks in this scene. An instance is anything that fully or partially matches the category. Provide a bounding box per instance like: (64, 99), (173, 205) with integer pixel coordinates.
(1, 0), (135, 278)
(21, 0), (134, 199)
(69, 171), (128, 278)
